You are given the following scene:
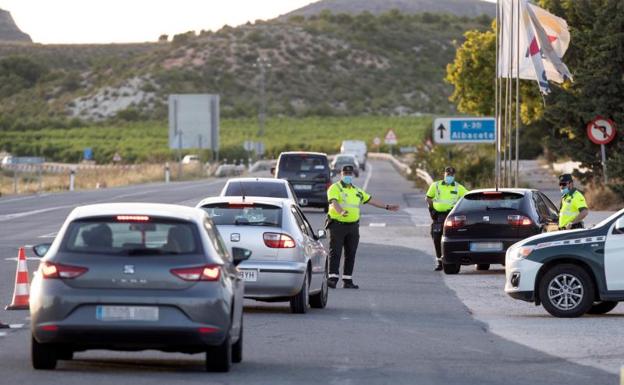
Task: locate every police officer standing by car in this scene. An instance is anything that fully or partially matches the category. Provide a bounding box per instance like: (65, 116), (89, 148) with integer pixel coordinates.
(558, 174), (589, 230)
(326, 165), (400, 289)
(426, 166), (468, 271)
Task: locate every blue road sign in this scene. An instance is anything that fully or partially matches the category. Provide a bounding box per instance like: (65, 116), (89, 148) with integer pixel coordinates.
(83, 147), (93, 160)
(433, 117), (496, 144)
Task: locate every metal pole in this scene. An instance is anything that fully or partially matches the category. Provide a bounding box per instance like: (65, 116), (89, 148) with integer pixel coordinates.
(13, 168), (18, 194)
(507, 1), (514, 188)
(38, 164), (43, 193)
(495, 0), (501, 190)
(256, 58), (270, 137)
(165, 162), (170, 184)
(515, 0), (521, 187)
(174, 99), (182, 180)
(601, 144), (608, 184)
(69, 169), (75, 191)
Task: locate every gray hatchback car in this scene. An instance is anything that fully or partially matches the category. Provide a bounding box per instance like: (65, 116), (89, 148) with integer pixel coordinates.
(29, 203), (250, 372)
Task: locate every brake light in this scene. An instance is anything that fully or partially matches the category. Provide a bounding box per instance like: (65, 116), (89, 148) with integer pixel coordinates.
(445, 215), (466, 228)
(116, 215), (150, 221)
(263, 233), (296, 248)
(228, 203), (253, 209)
(171, 265), (221, 281)
(39, 325), (59, 331)
(40, 261), (88, 279)
(198, 327), (219, 334)
(507, 215), (532, 226)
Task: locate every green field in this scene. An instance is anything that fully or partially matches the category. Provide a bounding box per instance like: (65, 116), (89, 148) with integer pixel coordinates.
(1, 116), (431, 163)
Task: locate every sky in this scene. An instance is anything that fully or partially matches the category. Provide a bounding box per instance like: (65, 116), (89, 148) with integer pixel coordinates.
(0, 0), (316, 44)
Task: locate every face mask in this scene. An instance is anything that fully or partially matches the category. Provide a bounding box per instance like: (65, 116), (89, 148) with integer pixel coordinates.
(445, 176), (455, 184)
(560, 187), (570, 196)
(342, 175), (353, 185)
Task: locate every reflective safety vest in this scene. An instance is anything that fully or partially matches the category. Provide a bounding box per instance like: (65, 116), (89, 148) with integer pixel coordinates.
(426, 181), (467, 213)
(559, 189), (587, 228)
(327, 181), (371, 223)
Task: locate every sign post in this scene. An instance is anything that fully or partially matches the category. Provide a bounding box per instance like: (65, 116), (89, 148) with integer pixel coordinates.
(432, 117), (496, 144)
(587, 116), (617, 184)
(384, 129), (398, 155)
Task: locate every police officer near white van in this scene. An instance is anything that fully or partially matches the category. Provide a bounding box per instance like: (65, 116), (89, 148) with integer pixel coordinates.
(326, 165), (400, 289)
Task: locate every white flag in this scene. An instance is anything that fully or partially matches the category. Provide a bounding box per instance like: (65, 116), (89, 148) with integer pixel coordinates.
(497, 0), (573, 94)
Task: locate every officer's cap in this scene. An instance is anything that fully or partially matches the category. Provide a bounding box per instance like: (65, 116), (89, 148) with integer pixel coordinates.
(444, 166), (456, 174)
(341, 165), (355, 173)
(558, 174), (573, 184)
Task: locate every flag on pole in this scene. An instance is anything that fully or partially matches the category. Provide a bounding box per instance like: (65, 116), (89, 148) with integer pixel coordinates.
(497, 0), (573, 94)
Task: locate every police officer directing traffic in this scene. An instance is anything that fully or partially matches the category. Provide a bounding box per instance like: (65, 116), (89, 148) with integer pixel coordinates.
(426, 166), (468, 271)
(558, 174), (588, 230)
(326, 164), (400, 289)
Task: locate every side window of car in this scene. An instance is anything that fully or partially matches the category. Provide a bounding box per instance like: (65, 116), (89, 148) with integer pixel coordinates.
(532, 194), (550, 220)
(295, 206), (316, 237)
(204, 218), (231, 262)
(290, 206), (309, 236)
(538, 192), (560, 219)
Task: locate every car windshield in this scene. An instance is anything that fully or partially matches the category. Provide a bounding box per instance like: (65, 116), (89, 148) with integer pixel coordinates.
(201, 203), (282, 227)
(224, 181), (288, 198)
(60, 216), (200, 255)
(457, 192), (523, 212)
(279, 155), (327, 172)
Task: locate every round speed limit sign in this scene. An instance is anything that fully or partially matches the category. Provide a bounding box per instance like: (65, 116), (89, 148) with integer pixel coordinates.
(587, 117), (617, 145)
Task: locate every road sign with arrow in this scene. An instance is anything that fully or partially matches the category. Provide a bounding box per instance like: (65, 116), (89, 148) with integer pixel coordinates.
(433, 117), (496, 144)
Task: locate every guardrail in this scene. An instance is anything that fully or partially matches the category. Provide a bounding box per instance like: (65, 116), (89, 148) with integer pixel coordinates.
(367, 152), (433, 185)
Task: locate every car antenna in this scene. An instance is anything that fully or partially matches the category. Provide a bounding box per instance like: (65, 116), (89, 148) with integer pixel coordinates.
(239, 181), (246, 202)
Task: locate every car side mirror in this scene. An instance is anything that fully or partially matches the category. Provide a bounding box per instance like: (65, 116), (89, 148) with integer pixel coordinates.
(270, 167), (276, 176)
(317, 229), (327, 239)
(232, 247), (252, 266)
(33, 243), (52, 257)
(615, 218), (624, 234)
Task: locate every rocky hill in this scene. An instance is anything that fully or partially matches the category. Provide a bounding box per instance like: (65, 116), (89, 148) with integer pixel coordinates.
(0, 11), (491, 129)
(0, 9), (31, 42)
(279, 0), (495, 19)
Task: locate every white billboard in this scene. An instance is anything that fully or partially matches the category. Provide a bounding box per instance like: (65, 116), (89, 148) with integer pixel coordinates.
(168, 94), (219, 151)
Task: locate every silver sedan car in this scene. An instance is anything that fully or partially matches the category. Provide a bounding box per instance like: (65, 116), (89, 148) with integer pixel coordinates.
(196, 196), (329, 313)
(29, 203), (249, 372)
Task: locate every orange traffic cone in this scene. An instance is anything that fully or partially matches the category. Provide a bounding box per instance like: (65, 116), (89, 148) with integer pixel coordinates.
(5, 247), (30, 310)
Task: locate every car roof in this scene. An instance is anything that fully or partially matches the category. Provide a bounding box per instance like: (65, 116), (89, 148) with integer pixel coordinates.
(279, 151), (327, 157)
(68, 203), (206, 223)
(466, 188), (535, 195)
(197, 196), (291, 207)
(226, 177), (288, 184)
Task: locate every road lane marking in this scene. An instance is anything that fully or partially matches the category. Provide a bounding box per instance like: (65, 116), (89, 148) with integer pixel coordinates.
(363, 162), (373, 191)
(0, 206), (73, 222)
(0, 332), (6, 337)
(38, 232), (58, 238)
(5, 256), (41, 261)
(369, 223), (386, 227)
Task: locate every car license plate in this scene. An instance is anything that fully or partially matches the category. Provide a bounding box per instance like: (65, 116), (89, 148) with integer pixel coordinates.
(470, 242), (503, 252)
(293, 184), (312, 191)
(96, 306), (159, 322)
(238, 269), (258, 282)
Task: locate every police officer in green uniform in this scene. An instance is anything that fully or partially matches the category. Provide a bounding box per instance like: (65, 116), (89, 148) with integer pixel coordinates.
(326, 165), (400, 289)
(426, 166), (468, 271)
(558, 174), (589, 230)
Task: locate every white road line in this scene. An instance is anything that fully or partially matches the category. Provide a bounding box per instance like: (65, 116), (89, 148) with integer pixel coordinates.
(38, 232), (58, 238)
(9, 324), (24, 329)
(5, 256), (41, 261)
(0, 206), (72, 222)
(363, 162), (373, 191)
(0, 332), (6, 337)
(369, 223), (386, 227)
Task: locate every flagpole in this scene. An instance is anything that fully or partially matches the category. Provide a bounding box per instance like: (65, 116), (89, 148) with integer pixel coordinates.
(501, 0), (508, 188)
(515, 0), (520, 187)
(507, 0), (514, 188)
(495, 0), (501, 190)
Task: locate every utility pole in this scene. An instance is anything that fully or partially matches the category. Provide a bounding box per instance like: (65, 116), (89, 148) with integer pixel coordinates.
(253, 57), (271, 137)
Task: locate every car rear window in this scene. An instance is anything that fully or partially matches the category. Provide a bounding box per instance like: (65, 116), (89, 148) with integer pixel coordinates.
(201, 203), (282, 227)
(456, 192), (524, 211)
(224, 182), (288, 198)
(278, 155), (328, 173)
(60, 216), (200, 255)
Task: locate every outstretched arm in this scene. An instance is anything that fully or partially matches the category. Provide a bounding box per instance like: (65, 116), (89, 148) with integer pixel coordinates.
(367, 198), (399, 211)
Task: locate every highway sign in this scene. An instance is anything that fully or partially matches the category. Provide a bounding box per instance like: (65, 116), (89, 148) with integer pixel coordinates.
(433, 117), (496, 144)
(168, 94), (220, 151)
(384, 129), (398, 145)
(587, 116), (616, 145)
(373, 137), (381, 146)
(243, 140), (254, 152)
(83, 148), (93, 160)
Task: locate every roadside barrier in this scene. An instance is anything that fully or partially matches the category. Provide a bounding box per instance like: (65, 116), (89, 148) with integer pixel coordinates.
(5, 247), (30, 310)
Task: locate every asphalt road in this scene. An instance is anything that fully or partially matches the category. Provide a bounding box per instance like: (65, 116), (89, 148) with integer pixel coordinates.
(0, 160), (618, 384)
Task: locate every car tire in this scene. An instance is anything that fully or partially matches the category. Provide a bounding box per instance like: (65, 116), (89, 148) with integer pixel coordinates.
(476, 264), (490, 271)
(232, 318), (243, 364)
(290, 271), (309, 314)
(206, 333), (232, 372)
(443, 263), (461, 275)
(539, 264), (595, 318)
(31, 336), (57, 370)
(587, 301), (618, 315)
(310, 270), (329, 309)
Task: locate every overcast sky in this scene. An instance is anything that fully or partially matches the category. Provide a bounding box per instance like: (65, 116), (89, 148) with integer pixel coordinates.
(1, 0), (496, 44)
(0, 0), (315, 44)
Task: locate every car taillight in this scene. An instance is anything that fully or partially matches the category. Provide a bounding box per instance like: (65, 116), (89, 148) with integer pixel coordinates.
(444, 215), (466, 228)
(507, 215), (532, 226)
(263, 233), (296, 248)
(40, 261), (88, 279)
(170, 265), (221, 281)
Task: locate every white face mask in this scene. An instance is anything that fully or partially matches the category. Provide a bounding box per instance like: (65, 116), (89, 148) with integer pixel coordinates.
(342, 175), (353, 185)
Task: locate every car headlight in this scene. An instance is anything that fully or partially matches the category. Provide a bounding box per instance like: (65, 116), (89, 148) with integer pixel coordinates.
(510, 245), (535, 260)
